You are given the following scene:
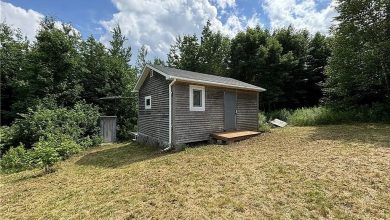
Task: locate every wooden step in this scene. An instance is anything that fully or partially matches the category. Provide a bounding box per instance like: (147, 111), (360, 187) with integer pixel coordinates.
(210, 130), (260, 144)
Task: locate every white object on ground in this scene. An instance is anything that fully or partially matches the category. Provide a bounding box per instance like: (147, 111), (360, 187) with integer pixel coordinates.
(270, 119), (288, 127)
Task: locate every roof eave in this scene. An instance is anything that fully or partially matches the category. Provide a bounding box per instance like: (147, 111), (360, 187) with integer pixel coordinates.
(173, 77), (266, 92)
(132, 64), (173, 92)
(133, 64), (266, 92)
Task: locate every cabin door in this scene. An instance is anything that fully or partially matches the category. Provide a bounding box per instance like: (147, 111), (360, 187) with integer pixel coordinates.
(224, 91), (237, 130)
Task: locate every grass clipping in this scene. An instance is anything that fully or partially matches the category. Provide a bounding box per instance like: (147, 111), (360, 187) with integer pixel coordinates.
(1, 124), (390, 219)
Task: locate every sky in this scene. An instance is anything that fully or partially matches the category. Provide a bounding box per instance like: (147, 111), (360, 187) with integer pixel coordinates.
(0, 0), (337, 61)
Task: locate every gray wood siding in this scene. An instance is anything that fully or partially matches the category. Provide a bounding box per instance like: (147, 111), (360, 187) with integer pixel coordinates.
(138, 72), (169, 143)
(172, 82), (258, 144)
(236, 91), (258, 130)
(172, 82), (224, 144)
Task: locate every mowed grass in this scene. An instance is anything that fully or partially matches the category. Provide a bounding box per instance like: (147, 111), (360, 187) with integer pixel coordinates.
(1, 124), (389, 219)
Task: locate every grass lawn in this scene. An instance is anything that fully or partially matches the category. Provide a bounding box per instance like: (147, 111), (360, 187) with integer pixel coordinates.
(1, 124), (389, 219)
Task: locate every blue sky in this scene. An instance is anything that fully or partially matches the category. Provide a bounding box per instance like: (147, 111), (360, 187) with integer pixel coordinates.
(1, 0), (337, 61)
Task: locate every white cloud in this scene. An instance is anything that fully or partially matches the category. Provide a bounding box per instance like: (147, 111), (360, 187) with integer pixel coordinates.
(263, 0), (337, 35)
(0, 2), (79, 41)
(0, 1), (43, 41)
(246, 13), (262, 28)
(215, 0), (236, 9)
(99, 0), (260, 61)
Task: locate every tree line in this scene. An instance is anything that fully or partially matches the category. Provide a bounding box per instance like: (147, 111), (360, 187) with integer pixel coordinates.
(1, 0), (389, 129)
(1, 18), (138, 138)
(168, 21), (331, 110)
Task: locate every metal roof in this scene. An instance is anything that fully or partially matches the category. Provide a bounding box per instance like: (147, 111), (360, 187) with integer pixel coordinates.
(133, 64), (266, 92)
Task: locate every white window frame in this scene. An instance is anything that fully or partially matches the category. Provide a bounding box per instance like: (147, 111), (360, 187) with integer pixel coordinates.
(189, 85), (205, 111)
(145, 95), (152, 109)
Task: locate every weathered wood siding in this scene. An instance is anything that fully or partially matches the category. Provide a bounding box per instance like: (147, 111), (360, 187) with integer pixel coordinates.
(172, 82), (258, 144)
(236, 91), (258, 130)
(138, 71), (169, 144)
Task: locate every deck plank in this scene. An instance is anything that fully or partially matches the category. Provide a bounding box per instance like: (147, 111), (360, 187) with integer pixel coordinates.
(210, 130), (260, 142)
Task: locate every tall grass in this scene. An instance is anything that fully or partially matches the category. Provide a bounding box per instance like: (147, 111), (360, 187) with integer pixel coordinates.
(258, 112), (271, 132)
(266, 105), (390, 126)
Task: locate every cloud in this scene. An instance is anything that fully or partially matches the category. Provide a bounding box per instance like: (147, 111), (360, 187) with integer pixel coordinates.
(215, 0), (236, 9)
(263, 0), (337, 35)
(0, 1), (44, 41)
(0, 2), (79, 41)
(246, 13), (262, 29)
(99, 0), (260, 61)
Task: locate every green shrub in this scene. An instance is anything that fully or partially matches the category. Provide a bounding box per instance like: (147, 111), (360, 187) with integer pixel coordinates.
(34, 134), (82, 159)
(6, 101), (101, 150)
(0, 126), (13, 155)
(266, 109), (292, 121)
(258, 112), (271, 132)
(0, 145), (31, 173)
(0, 134), (82, 173)
(30, 145), (61, 173)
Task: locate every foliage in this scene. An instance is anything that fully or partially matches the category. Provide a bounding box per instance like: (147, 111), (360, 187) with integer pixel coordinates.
(287, 105), (390, 126)
(325, 0), (390, 107)
(0, 145), (31, 173)
(136, 44), (148, 74)
(4, 101), (100, 152)
(0, 23), (29, 124)
(35, 134), (82, 159)
(0, 134), (82, 173)
(167, 20), (230, 76)
(0, 126), (13, 155)
(168, 23), (331, 111)
(1, 20), (138, 140)
(258, 112), (271, 132)
(30, 143), (61, 173)
(266, 109), (292, 121)
(231, 26), (330, 110)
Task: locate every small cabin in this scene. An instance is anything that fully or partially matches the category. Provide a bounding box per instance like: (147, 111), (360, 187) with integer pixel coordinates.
(133, 64), (266, 147)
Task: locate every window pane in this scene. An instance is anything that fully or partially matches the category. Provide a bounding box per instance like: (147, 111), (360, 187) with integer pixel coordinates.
(146, 99), (150, 106)
(193, 90), (202, 107)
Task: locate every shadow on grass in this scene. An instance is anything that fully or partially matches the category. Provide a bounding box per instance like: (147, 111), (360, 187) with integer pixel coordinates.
(307, 124), (390, 148)
(76, 142), (164, 168)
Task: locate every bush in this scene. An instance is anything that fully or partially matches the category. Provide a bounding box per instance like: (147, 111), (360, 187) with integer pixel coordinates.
(0, 134), (82, 173)
(5, 101), (101, 150)
(30, 145), (60, 173)
(0, 101), (101, 174)
(34, 134), (82, 159)
(0, 126), (14, 155)
(0, 145), (31, 173)
(258, 112), (271, 132)
(266, 109), (292, 121)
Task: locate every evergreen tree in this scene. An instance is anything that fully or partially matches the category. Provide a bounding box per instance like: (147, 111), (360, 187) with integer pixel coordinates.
(136, 45), (148, 75)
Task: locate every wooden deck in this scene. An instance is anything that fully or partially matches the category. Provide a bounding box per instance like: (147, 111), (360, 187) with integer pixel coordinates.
(210, 130), (260, 144)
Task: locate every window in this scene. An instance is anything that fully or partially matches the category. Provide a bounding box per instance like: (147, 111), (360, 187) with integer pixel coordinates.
(189, 85), (205, 111)
(150, 70), (154, 78)
(145, 96), (151, 109)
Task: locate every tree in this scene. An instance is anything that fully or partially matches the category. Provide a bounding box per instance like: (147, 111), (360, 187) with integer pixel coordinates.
(0, 23), (29, 124)
(274, 26), (311, 108)
(230, 26), (269, 83)
(136, 45), (148, 75)
(167, 21), (230, 76)
(306, 32), (331, 106)
(12, 17), (84, 113)
(103, 25), (138, 139)
(325, 0), (390, 107)
(197, 20), (230, 76)
(80, 36), (110, 103)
